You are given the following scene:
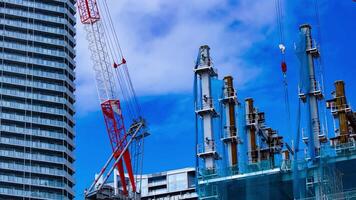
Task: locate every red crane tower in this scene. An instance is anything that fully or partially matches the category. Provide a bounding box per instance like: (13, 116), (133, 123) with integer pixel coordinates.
(77, 0), (147, 198)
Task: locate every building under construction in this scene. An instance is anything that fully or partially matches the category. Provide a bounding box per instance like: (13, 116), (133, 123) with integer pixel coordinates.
(84, 24), (356, 200)
(194, 24), (356, 199)
(76, 0), (356, 199)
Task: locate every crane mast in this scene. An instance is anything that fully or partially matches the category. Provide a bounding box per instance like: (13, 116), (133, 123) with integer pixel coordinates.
(78, 0), (142, 197)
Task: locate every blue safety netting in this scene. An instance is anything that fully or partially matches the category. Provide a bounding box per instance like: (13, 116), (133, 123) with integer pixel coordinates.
(296, 30), (316, 162)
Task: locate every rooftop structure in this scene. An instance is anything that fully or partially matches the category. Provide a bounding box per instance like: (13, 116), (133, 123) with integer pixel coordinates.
(86, 168), (198, 200)
(140, 168), (197, 200)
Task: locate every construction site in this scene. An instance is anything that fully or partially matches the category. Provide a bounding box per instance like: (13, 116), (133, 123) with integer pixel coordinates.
(194, 35), (356, 199)
(1, 0), (354, 200)
(74, 0), (356, 200)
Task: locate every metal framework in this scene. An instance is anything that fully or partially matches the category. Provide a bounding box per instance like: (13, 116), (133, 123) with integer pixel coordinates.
(78, 0), (100, 24)
(86, 121), (146, 198)
(78, 0), (143, 197)
(194, 45), (219, 171)
(220, 76), (240, 169)
(101, 100), (136, 194)
(298, 24), (325, 160)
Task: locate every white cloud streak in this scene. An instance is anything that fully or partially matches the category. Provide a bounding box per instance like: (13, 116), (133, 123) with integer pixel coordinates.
(75, 0), (277, 113)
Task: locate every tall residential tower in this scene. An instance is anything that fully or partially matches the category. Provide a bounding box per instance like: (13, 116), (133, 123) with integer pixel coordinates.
(0, 0), (76, 199)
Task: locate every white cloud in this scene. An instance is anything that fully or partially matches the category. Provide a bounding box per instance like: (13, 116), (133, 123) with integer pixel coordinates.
(75, 0), (277, 114)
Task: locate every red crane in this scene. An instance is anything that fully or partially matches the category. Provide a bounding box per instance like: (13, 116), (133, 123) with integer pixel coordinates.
(78, 0), (146, 197)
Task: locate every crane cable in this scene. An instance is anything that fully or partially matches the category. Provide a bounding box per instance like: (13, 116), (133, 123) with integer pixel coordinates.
(96, 1), (145, 192)
(313, 0), (329, 137)
(293, 99), (302, 198)
(103, 14), (138, 120)
(99, 10), (135, 120)
(275, 0), (292, 127)
(97, 0), (142, 119)
(101, 0), (142, 116)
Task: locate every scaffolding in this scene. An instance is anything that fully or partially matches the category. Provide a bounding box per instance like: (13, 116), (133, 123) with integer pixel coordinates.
(194, 25), (356, 199)
(194, 46), (288, 200)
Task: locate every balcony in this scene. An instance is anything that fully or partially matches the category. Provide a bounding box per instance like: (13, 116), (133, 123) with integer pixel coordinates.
(147, 179), (167, 188)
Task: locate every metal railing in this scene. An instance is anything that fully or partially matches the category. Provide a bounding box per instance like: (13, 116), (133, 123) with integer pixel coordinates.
(196, 97), (216, 111)
(299, 188), (356, 200)
(197, 141), (217, 155)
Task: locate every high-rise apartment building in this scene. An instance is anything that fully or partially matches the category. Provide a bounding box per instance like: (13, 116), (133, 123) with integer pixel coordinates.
(0, 0), (76, 199)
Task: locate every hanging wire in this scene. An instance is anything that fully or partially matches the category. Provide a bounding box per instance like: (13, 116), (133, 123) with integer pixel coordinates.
(102, 0), (124, 57)
(95, 1), (148, 196)
(82, 0), (147, 196)
(96, 4), (135, 120)
(99, 1), (140, 117)
(313, 0), (325, 84)
(293, 99), (302, 198)
(275, 0), (285, 48)
(101, 0), (142, 117)
(96, 0), (141, 120)
(194, 67), (199, 190)
(140, 135), (145, 192)
(313, 0), (330, 137)
(275, 0), (292, 132)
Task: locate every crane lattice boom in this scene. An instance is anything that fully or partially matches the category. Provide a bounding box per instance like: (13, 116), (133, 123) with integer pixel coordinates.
(78, 0), (141, 196)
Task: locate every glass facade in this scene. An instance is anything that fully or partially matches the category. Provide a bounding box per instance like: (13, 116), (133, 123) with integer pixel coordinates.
(0, 0), (76, 199)
(167, 172), (188, 192)
(139, 168), (197, 200)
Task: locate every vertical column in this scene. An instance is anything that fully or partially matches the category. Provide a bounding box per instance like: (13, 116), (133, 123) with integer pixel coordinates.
(114, 168), (118, 195)
(299, 24), (322, 156)
(299, 24), (323, 200)
(195, 45), (218, 170)
(222, 76), (238, 168)
(245, 98), (258, 163)
(327, 80), (352, 146)
(335, 81), (349, 143)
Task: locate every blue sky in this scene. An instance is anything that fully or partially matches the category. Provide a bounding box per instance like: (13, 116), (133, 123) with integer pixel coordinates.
(74, 0), (356, 197)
